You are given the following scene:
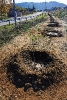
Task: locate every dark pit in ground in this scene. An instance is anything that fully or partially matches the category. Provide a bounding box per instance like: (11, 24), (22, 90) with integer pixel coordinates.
(6, 50), (64, 91)
(47, 22), (59, 27)
(21, 51), (54, 70)
(46, 30), (63, 37)
(29, 51), (53, 64)
(7, 61), (55, 91)
(42, 29), (63, 37)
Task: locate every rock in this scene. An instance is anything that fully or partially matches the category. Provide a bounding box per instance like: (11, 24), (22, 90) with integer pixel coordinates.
(36, 63), (42, 70)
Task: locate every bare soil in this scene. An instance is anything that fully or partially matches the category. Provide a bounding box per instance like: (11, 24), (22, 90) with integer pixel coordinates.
(0, 17), (67, 100)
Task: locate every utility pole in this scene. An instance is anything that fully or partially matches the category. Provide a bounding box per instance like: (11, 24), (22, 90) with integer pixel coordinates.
(45, 0), (47, 11)
(13, 0), (16, 26)
(28, 5), (30, 13)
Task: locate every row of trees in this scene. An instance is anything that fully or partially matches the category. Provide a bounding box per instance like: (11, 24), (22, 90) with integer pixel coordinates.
(0, 0), (12, 15)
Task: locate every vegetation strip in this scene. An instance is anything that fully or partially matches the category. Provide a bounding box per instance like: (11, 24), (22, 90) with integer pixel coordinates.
(0, 14), (47, 47)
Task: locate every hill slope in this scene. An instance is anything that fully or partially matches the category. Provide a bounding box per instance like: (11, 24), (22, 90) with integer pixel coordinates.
(16, 1), (66, 10)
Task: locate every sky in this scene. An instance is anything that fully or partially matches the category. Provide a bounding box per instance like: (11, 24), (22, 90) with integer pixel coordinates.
(15, 0), (67, 5)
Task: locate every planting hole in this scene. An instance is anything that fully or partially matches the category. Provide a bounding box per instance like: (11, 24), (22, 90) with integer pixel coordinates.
(47, 22), (59, 27)
(46, 31), (63, 37)
(22, 51), (54, 70)
(6, 51), (64, 91)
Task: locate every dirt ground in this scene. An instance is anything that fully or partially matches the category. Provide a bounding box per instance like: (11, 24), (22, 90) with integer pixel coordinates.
(0, 17), (67, 100)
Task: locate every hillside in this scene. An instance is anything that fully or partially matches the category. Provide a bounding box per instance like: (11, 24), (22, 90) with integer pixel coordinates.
(16, 1), (66, 10)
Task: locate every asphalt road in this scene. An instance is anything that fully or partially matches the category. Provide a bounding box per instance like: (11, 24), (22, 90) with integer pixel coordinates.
(0, 12), (43, 26)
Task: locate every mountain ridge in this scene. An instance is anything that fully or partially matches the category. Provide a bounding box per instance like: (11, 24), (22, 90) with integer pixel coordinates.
(16, 1), (66, 10)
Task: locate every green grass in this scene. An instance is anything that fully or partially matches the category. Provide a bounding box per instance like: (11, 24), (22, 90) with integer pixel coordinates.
(29, 32), (43, 45)
(0, 24), (20, 47)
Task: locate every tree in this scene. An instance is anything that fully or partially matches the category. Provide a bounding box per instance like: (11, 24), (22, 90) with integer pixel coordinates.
(0, 0), (12, 15)
(33, 4), (35, 11)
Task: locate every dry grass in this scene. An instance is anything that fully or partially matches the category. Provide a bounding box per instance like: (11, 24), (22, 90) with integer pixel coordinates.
(0, 17), (67, 100)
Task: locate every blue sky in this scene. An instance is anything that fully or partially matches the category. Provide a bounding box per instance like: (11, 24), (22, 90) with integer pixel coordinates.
(15, 0), (67, 5)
